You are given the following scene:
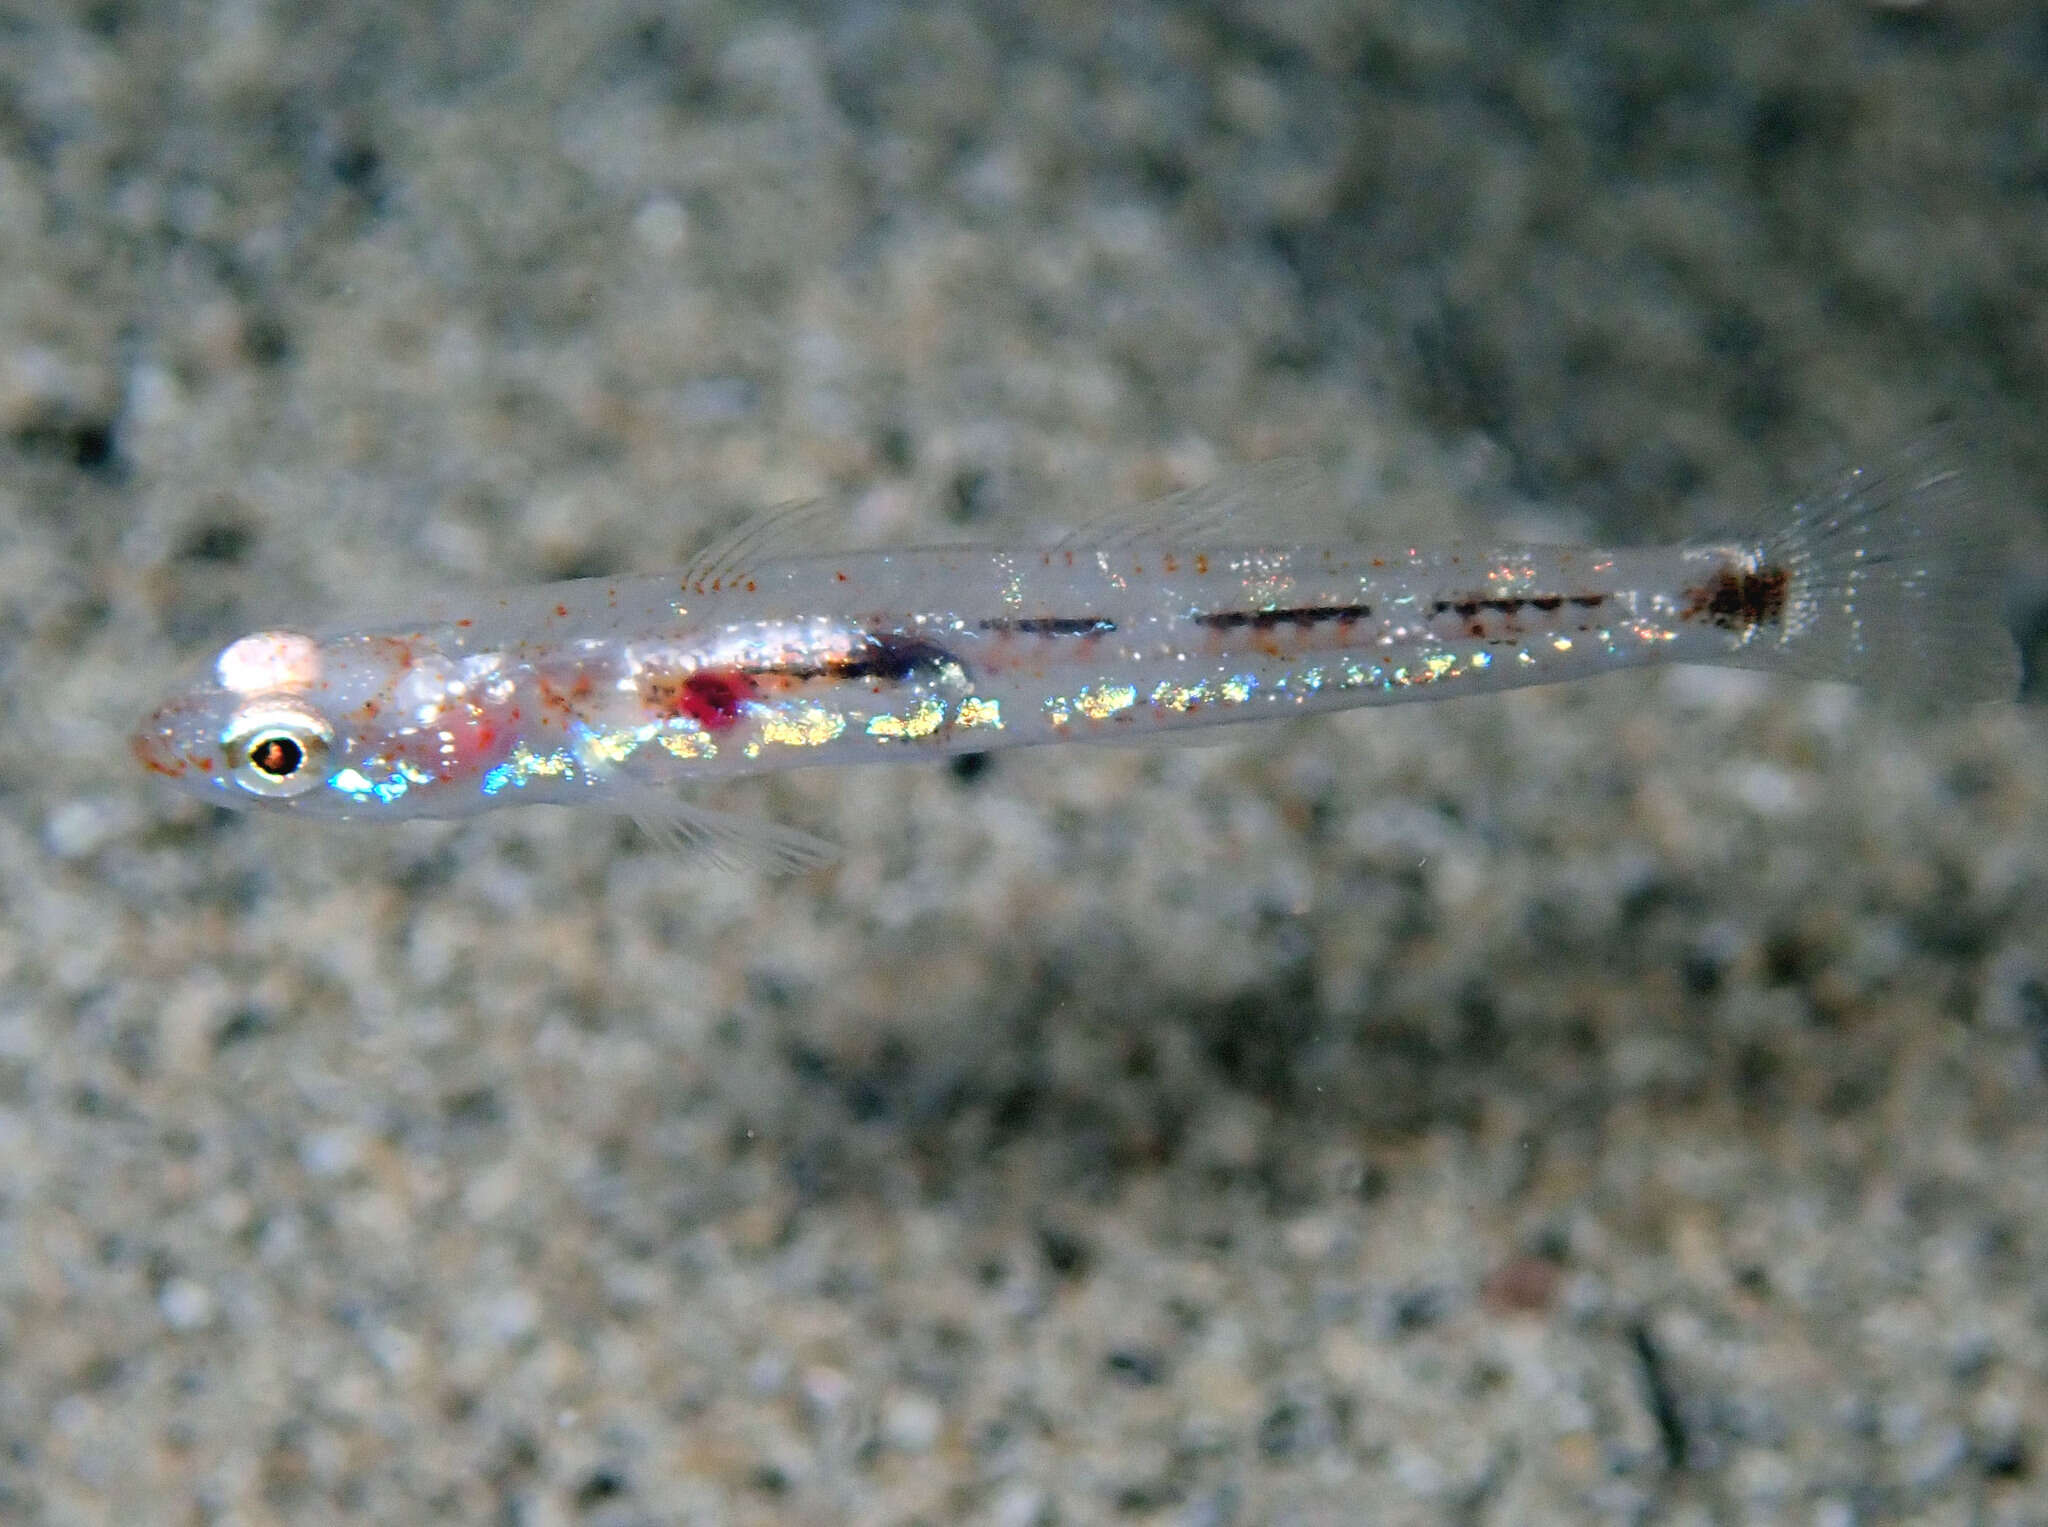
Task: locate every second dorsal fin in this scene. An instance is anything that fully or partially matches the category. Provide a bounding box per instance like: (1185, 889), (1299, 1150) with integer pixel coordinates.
(1057, 457), (1348, 551)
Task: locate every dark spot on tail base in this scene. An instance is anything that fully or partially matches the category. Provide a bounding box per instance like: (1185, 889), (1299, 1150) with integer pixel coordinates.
(1682, 562), (1789, 630)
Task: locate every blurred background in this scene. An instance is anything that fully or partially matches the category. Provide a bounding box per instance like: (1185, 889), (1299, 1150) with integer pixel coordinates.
(3, 1), (2047, 1521)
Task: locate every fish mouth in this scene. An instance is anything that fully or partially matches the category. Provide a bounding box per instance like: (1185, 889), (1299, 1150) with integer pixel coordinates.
(131, 702), (203, 780)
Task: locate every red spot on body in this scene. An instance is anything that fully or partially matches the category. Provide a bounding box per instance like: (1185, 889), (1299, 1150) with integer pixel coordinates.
(678, 669), (757, 731)
(456, 619), (472, 628)
(1194, 554), (1209, 575)
(836, 571), (847, 582)
(555, 603), (569, 617)
(640, 668), (759, 731)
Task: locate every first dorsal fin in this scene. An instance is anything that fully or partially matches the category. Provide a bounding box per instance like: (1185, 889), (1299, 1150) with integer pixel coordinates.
(1057, 457), (1348, 551)
(683, 498), (852, 592)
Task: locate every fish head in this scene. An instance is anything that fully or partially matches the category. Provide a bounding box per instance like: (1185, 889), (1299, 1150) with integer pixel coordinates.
(133, 626), (518, 818)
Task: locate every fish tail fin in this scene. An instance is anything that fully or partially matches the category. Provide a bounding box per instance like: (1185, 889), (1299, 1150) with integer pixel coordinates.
(1706, 436), (2019, 704)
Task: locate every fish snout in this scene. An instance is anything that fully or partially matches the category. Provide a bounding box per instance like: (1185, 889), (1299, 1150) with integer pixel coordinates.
(131, 700), (207, 782)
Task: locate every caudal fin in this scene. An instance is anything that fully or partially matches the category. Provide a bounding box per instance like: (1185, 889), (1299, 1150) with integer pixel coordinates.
(1714, 436), (2020, 704)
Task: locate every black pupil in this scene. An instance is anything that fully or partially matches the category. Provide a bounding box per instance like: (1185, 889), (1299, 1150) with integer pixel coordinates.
(248, 733), (304, 778)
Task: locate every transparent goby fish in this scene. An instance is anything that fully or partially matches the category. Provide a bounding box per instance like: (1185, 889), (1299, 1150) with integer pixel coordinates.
(134, 448), (2019, 870)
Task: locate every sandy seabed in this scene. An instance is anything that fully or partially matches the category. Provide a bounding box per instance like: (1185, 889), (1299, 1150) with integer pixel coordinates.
(3, 3), (2047, 1523)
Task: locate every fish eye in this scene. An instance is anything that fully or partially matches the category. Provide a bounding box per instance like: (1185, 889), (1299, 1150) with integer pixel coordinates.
(222, 701), (334, 799)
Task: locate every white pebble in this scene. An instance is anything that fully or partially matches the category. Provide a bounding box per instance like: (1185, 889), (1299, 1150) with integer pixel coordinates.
(882, 1390), (942, 1453)
(159, 1277), (215, 1332)
(298, 1127), (364, 1180)
(482, 1287), (540, 1343)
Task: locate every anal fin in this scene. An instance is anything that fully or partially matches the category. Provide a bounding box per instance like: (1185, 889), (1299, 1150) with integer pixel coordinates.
(628, 798), (840, 874)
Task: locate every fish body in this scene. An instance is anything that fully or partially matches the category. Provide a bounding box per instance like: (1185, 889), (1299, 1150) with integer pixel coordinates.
(134, 449), (2019, 864)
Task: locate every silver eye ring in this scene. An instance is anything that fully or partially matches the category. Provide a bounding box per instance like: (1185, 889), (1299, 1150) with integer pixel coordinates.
(222, 701), (334, 799)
